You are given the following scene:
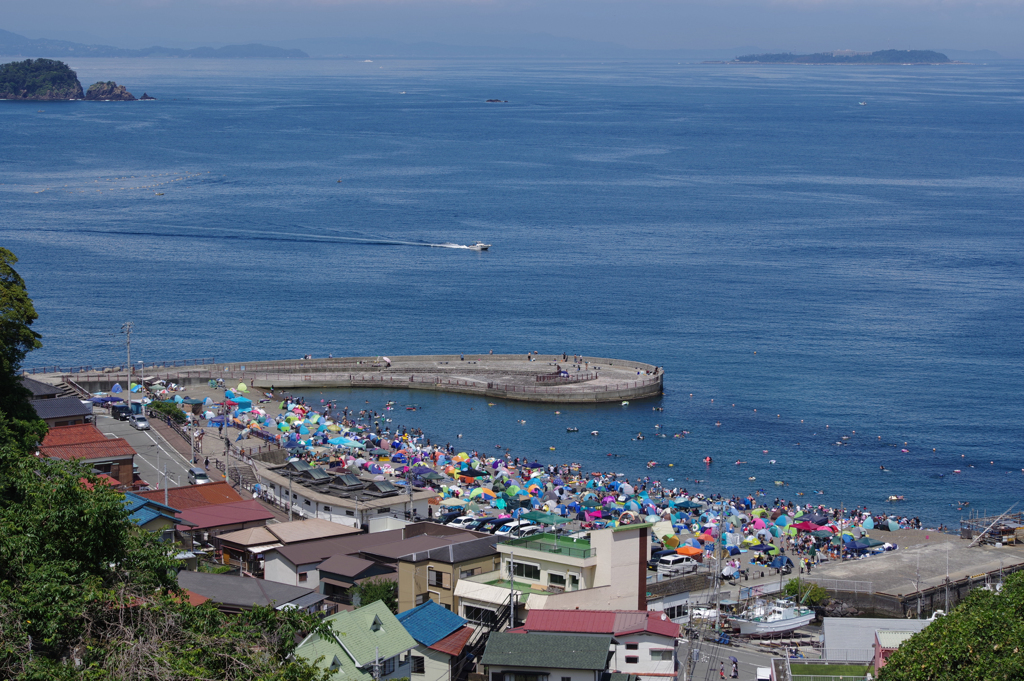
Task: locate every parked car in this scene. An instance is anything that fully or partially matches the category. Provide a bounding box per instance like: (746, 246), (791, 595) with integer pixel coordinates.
(495, 520), (535, 538)
(467, 517), (496, 531)
(510, 524), (545, 539)
(112, 405), (132, 421)
(657, 554), (700, 575)
(648, 549), (679, 571)
(445, 515), (478, 529)
(128, 414), (151, 430)
(479, 517), (517, 535)
(188, 467), (212, 485)
(436, 510), (463, 525)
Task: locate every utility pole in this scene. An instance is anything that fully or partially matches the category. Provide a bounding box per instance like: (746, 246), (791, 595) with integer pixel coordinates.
(288, 475), (294, 521)
(164, 465), (169, 506)
(121, 321), (133, 398)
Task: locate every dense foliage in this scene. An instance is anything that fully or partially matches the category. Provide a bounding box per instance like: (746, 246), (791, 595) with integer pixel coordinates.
(0, 251), (332, 680)
(148, 400), (188, 424)
(0, 247), (47, 451)
(782, 579), (830, 606)
(0, 58), (84, 99)
(735, 50), (950, 64)
(879, 570), (1024, 681)
(354, 577), (399, 613)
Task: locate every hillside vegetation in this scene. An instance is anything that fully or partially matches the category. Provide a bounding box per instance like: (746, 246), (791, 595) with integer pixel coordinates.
(0, 58), (84, 99)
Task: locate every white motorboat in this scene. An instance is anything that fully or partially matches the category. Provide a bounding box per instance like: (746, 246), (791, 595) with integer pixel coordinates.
(730, 598), (815, 637)
(467, 242), (490, 251)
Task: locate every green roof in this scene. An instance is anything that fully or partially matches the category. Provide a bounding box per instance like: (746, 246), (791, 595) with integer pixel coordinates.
(295, 600), (416, 681)
(481, 632), (611, 670)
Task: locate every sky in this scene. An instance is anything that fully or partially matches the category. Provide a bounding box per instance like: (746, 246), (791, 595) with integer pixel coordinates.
(5, 0), (1024, 57)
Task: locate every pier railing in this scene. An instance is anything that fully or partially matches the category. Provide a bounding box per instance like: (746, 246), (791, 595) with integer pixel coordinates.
(803, 578), (873, 594)
(27, 357), (215, 375)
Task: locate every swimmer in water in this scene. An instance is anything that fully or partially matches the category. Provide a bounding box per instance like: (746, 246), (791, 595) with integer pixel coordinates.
(880, 465), (885, 471)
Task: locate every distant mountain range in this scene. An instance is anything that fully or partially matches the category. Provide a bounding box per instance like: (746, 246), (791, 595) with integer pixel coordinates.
(0, 29), (308, 59)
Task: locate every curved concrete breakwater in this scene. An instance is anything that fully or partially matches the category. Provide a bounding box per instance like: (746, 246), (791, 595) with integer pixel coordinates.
(67, 354), (664, 403)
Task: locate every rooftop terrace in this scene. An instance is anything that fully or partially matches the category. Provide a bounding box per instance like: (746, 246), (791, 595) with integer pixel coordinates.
(502, 533), (595, 559)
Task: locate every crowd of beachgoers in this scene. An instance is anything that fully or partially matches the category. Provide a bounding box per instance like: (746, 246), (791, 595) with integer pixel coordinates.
(153, 382), (942, 566)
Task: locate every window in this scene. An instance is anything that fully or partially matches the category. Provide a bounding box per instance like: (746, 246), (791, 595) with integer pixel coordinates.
(378, 507), (391, 514)
(464, 605), (497, 626)
(461, 567), (481, 579)
(411, 656), (425, 674)
(650, 650), (674, 661)
(323, 506), (331, 512)
(415, 593), (431, 606)
(428, 570), (451, 588)
(304, 499), (311, 506)
(508, 674), (548, 681)
(346, 510), (355, 517)
(292, 493), (297, 499)
(548, 573), (566, 587)
(625, 643), (639, 651)
(625, 656), (639, 665)
(381, 657), (395, 675)
(561, 677), (571, 681)
(298, 572), (308, 583)
(569, 573), (580, 591)
(665, 605), (686, 620)
(509, 561), (540, 581)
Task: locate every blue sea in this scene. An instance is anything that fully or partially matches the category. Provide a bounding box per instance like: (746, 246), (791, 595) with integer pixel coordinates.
(3, 58), (1022, 525)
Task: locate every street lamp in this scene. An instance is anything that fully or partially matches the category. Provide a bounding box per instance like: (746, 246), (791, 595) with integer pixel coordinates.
(120, 321), (133, 403)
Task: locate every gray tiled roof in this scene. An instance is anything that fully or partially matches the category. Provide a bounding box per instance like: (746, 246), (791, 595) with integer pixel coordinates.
(481, 632), (612, 670)
(30, 396), (93, 420)
(177, 570), (318, 609)
(399, 535), (505, 564)
(21, 375), (61, 398)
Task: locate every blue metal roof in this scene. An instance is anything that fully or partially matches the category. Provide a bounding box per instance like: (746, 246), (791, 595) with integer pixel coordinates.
(124, 492), (180, 527)
(397, 600), (467, 647)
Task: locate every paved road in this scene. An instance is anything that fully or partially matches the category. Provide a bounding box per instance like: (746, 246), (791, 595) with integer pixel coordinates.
(95, 413), (193, 489)
(681, 637), (776, 681)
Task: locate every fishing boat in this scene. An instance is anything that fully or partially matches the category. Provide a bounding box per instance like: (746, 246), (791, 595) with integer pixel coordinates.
(566, 427), (579, 432)
(730, 598), (815, 637)
(467, 242), (490, 251)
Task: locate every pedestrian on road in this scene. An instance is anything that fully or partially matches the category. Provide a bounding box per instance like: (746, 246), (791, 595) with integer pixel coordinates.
(732, 661), (738, 678)
(204, 456), (209, 470)
(720, 662), (725, 679)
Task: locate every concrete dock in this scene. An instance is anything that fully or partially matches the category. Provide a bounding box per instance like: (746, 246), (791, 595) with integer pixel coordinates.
(61, 353), (665, 404)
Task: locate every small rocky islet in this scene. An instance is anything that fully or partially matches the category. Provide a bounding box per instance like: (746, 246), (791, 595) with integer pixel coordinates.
(0, 58), (147, 101)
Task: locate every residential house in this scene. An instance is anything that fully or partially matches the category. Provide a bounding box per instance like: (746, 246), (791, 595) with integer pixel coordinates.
(397, 534), (505, 613)
(513, 610), (680, 681)
(20, 375), (61, 399)
(30, 396), (93, 428)
(257, 462), (435, 529)
(39, 424), (136, 486)
(454, 525), (650, 625)
(177, 570), (329, 615)
(397, 600), (475, 681)
(318, 553), (397, 608)
(481, 631), (614, 681)
(217, 518), (362, 576)
(176, 499), (275, 546)
(123, 492), (183, 535)
(294, 600), (417, 681)
(136, 481), (245, 509)
(261, 523), (484, 593)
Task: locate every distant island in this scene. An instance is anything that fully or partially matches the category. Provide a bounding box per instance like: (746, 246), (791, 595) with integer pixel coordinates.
(1, 59), (137, 100)
(734, 49), (951, 65)
(0, 29), (308, 59)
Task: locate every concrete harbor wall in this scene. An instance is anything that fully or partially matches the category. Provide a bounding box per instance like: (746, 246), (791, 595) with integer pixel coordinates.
(60, 353), (664, 404)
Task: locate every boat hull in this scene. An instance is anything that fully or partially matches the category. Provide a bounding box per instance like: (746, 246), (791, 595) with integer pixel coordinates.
(734, 612), (815, 637)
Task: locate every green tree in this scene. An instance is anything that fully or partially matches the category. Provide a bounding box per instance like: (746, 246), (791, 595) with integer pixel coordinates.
(0, 248), (47, 451)
(879, 570), (1024, 681)
(782, 578), (829, 606)
(354, 577), (399, 613)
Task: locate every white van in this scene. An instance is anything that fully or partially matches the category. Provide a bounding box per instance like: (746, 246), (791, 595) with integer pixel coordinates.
(511, 525), (545, 539)
(657, 554), (700, 575)
(495, 520), (535, 537)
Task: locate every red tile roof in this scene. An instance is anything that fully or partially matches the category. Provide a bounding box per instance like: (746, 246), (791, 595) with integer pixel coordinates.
(135, 482), (244, 510)
(42, 424), (110, 446)
(520, 610), (679, 639)
(40, 438), (136, 461)
(175, 500), (274, 531)
(429, 625), (474, 657)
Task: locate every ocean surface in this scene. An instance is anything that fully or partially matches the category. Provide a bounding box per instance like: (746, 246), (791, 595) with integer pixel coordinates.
(2, 57), (1022, 526)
